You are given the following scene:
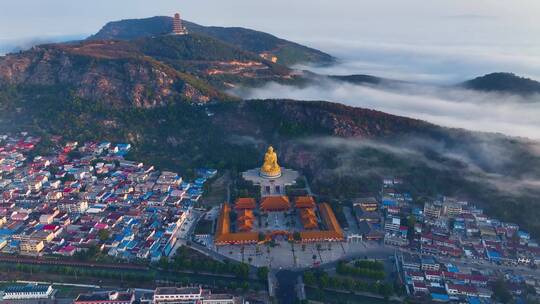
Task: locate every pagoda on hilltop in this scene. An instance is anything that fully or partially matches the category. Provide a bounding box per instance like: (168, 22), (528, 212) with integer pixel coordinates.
(171, 13), (188, 35)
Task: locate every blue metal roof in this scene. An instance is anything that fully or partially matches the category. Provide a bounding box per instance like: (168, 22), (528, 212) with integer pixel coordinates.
(431, 293), (449, 301)
(467, 296), (480, 304)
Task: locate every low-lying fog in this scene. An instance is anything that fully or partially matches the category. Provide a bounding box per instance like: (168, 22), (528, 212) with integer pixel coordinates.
(234, 42), (540, 140)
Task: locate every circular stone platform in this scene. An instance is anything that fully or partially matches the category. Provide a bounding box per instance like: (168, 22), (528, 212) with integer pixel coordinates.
(259, 170), (282, 179)
(242, 168), (299, 197)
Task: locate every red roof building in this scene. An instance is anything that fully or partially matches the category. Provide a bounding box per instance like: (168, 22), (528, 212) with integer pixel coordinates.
(300, 208), (318, 229)
(295, 196), (316, 209)
(215, 203), (258, 245)
(237, 209), (255, 232)
(234, 197), (256, 210)
(260, 196), (290, 212)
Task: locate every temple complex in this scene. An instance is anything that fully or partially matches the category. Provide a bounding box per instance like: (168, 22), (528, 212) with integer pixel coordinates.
(214, 146), (344, 246)
(171, 13), (188, 35)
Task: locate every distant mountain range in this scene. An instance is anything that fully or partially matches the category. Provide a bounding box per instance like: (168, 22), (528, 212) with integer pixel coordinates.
(1, 15), (540, 237)
(324, 72), (540, 98)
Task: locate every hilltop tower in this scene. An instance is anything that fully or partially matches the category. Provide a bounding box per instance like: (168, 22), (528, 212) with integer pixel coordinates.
(172, 13), (188, 35)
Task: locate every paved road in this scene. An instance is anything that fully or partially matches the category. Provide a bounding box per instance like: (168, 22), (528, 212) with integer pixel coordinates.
(169, 209), (203, 257)
(297, 275), (306, 301)
(275, 270), (300, 304)
(268, 270), (277, 298)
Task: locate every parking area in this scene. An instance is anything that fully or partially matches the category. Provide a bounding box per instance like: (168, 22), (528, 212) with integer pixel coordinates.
(211, 240), (395, 269)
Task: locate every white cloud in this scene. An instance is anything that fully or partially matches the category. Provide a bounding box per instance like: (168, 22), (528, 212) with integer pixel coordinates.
(235, 79), (540, 139)
(298, 135), (540, 195)
(294, 40), (540, 84)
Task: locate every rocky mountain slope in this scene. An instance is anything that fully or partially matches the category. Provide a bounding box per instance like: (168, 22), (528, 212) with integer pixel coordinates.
(0, 42), (220, 107)
(88, 16), (334, 66)
(0, 33), (298, 106)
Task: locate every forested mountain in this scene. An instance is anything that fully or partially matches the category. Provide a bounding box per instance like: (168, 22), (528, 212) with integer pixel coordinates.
(462, 72), (540, 96)
(88, 16), (334, 66)
(0, 34), (296, 106)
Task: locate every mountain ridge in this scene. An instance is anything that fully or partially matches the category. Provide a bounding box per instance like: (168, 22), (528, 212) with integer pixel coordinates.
(0, 38), (234, 107)
(88, 16), (335, 67)
(0, 32), (301, 106)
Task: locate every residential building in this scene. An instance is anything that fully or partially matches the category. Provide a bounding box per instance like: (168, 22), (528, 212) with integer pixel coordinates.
(74, 291), (135, 304)
(421, 256), (440, 271)
(384, 216), (401, 233)
(1, 284), (55, 302)
(18, 237), (44, 254)
(58, 199), (88, 214)
(442, 200), (462, 217)
(424, 202), (442, 219)
(352, 197), (378, 212)
(153, 287), (202, 304)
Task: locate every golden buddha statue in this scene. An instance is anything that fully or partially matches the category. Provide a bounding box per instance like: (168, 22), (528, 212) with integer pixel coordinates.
(260, 146), (282, 178)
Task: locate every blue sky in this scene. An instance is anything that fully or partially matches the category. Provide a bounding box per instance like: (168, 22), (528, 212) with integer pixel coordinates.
(1, 0), (538, 44)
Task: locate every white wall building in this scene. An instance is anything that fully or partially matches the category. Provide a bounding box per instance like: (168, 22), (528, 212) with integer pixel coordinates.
(1, 285), (54, 300)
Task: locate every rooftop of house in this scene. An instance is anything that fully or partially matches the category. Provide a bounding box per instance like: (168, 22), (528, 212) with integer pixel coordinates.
(75, 291), (133, 302)
(154, 287), (201, 295)
(4, 284), (51, 294)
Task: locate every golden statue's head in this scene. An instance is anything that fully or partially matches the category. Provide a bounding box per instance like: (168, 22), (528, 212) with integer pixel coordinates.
(268, 146), (274, 153)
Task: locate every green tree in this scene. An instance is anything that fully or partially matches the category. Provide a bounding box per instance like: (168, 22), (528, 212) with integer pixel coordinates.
(492, 279), (512, 303)
(98, 229), (110, 242)
(257, 266), (269, 281)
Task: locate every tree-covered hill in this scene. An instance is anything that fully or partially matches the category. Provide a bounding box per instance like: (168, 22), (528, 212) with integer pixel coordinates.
(88, 16), (334, 66)
(0, 33), (298, 106)
(462, 72), (540, 96)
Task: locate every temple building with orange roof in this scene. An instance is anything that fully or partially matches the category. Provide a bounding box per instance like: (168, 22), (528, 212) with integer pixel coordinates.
(295, 196), (316, 209)
(260, 196), (290, 212)
(234, 197), (256, 210)
(214, 203), (258, 245)
(300, 208), (318, 230)
(237, 209), (255, 232)
(300, 203), (345, 242)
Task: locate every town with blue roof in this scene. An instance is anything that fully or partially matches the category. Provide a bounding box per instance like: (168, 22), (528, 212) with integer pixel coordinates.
(0, 132), (214, 262)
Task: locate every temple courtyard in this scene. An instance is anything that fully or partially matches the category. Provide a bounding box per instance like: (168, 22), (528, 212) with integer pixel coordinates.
(200, 146), (391, 269)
